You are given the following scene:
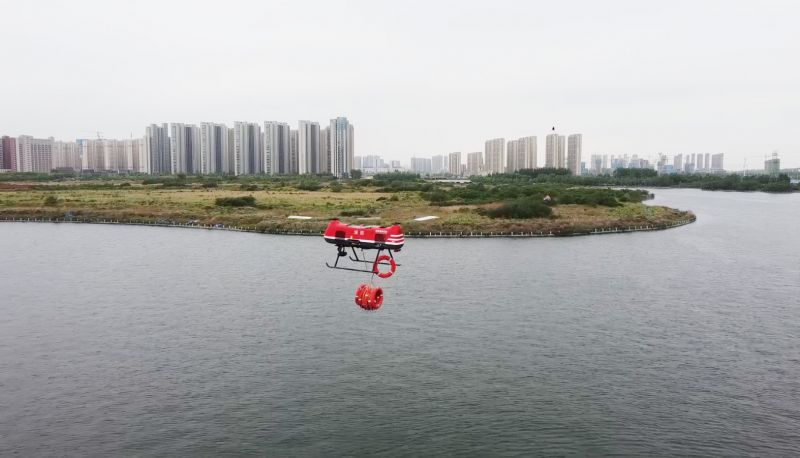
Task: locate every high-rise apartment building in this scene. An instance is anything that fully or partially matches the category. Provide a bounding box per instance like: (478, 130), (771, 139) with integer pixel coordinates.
(710, 153), (724, 172)
(590, 154), (604, 175)
(330, 117), (354, 177)
(545, 132), (566, 168)
(170, 123), (200, 174)
(467, 152), (483, 176)
(362, 155), (380, 169)
(233, 122), (262, 175)
(410, 157), (432, 175)
(505, 136), (537, 172)
(298, 120), (320, 174)
(319, 127), (330, 174)
(765, 153), (780, 176)
(16, 136), (53, 173)
(506, 140), (519, 173)
(567, 134), (582, 175)
(78, 139), (102, 171)
(227, 128), (235, 173)
(52, 141), (80, 171)
(289, 129), (299, 174)
(104, 139), (130, 171)
(264, 121), (291, 175)
(517, 136), (536, 170)
(484, 138), (505, 174)
(673, 154), (683, 173)
(448, 152), (462, 176)
(431, 155), (446, 174)
(126, 137), (149, 173)
(200, 122), (228, 174)
(146, 124), (171, 175)
(696, 153), (704, 171)
(704, 153), (711, 171)
(1, 136), (18, 171)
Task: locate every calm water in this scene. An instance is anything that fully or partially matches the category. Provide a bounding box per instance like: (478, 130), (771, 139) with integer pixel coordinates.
(1, 189), (799, 456)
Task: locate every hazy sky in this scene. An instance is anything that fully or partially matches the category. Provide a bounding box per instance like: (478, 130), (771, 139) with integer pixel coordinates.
(1, 0), (798, 168)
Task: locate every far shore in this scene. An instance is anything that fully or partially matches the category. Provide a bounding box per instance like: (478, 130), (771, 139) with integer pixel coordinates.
(0, 175), (696, 238)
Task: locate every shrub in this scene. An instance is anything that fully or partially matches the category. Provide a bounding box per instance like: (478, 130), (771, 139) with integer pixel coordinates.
(297, 181), (322, 191)
(201, 182), (218, 188)
(340, 207), (374, 217)
(216, 196), (257, 207)
(480, 198), (553, 219)
(43, 195), (60, 206)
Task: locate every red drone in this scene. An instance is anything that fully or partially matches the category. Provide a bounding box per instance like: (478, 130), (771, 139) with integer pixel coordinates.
(323, 219), (404, 310)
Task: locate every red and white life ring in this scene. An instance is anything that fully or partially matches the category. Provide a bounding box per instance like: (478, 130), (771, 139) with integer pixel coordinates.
(372, 255), (397, 279)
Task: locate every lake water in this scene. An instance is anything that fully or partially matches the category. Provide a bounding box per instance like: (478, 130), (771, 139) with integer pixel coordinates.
(1, 189), (799, 456)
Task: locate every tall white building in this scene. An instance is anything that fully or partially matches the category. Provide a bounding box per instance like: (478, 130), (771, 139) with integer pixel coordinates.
(506, 140), (519, 173)
(78, 139), (103, 171)
(16, 136), (53, 173)
(52, 140), (80, 171)
(567, 134), (582, 175)
(431, 155), (446, 174)
(289, 129), (299, 174)
(545, 132), (566, 168)
(104, 139), (129, 171)
(484, 138), (505, 174)
(467, 152), (483, 176)
(517, 136), (537, 170)
(146, 124), (171, 175)
(673, 154), (683, 173)
(448, 152), (462, 176)
(170, 123), (200, 174)
(507, 137), (536, 173)
(329, 117), (354, 178)
(233, 122), (262, 175)
(319, 127), (330, 174)
(710, 153), (724, 172)
(200, 122), (228, 174)
(264, 121), (291, 175)
(410, 157), (432, 175)
(126, 137), (149, 173)
(297, 120), (320, 174)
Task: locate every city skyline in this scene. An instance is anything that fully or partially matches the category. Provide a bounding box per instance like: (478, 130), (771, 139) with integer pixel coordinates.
(3, 122), (753, 177)
(0, 116), (356, 177)
(1, 1), (797, 168)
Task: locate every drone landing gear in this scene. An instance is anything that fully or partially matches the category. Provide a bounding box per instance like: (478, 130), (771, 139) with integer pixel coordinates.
(325, 246), (399, 277)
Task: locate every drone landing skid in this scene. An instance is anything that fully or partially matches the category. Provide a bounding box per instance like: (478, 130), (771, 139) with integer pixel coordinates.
(325, 246), (400, 275)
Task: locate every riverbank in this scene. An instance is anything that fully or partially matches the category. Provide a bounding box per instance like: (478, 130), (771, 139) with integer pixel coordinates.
(0, 213), (696, 237)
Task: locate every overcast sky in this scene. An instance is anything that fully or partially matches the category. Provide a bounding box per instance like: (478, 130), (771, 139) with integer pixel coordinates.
(1, 0), (798, 168)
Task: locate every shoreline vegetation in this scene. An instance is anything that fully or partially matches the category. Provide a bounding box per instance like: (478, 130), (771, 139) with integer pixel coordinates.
(0, 170), (697, 237)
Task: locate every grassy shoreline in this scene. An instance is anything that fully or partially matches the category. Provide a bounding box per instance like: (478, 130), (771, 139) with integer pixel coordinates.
(0, 178), (695, 237)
